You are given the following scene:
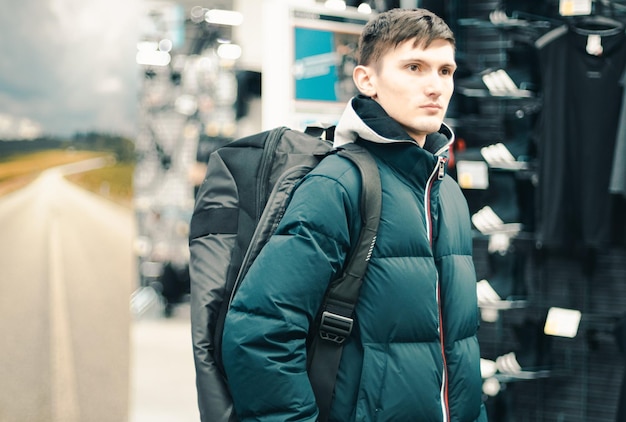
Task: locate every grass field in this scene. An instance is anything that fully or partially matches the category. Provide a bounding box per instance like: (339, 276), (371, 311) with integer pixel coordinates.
(0, 149), (134, 207)
(66, 162), (134, 208)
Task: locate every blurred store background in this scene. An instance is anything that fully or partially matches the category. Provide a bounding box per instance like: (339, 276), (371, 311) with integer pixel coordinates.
(1, 0), (626, 421)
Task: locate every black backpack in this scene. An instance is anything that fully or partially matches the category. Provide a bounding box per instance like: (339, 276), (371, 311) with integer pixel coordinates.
(188, 126), (381, 422)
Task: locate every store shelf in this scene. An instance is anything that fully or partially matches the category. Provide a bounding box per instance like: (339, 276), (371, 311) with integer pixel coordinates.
(456, 86), (535, 99)
(479, 299), (529, 310)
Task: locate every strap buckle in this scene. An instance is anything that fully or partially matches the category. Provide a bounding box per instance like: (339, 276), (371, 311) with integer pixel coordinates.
(319, 311), (353, 344)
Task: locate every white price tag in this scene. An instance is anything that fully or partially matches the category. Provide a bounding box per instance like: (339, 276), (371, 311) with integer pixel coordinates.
(586, 34), (603, 56)
(456, 160), (489, 190)
(559, 0), (592, 16)
(544, 307), (582, 338)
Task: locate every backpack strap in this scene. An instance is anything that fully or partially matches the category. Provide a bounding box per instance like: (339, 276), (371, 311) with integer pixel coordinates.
(308, 142), (382, 422)
(304, 124), (336, 141)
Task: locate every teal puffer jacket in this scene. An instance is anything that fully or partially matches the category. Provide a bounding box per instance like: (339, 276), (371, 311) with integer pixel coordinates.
(222, 96), (486, 422)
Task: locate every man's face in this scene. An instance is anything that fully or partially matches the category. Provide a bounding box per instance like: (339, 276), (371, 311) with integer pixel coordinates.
(360, 38), (456, 146)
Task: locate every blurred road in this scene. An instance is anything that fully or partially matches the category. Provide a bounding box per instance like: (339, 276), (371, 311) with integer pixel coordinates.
(0, 163), (199, 421)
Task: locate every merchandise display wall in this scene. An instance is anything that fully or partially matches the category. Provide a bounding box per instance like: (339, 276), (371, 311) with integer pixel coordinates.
(443, 0), (626, 420)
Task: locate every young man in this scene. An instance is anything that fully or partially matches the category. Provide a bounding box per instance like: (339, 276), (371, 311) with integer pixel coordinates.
(222, 8), (487, 421)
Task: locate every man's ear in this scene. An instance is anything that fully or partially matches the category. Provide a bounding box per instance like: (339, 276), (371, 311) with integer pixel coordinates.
(353, 65), (377, 97)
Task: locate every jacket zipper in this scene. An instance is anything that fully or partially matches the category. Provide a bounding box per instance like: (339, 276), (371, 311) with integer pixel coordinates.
(424, 157), (446, 245)
(425, 156), (450, 422)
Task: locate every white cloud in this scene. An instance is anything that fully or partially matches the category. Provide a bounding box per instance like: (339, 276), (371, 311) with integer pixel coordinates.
(0, 0), (142, 137)
(0, 113), (42, 140)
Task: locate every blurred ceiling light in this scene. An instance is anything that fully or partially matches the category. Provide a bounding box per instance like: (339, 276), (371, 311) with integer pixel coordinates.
(324, 0), (346, 10)
(357, 3), (372, 14)
(190, 6), (206, 23)
(136, 50), (171, 66)
(205, 9), (243, 26)
(175, 95), (198, 116)
(198, 56), (216, 71)
(159, 39), (173, 52)
(216, 43), (242, 60)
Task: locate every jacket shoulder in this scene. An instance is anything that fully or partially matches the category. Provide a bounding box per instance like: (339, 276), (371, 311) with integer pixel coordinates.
(301, 152), (366, 199)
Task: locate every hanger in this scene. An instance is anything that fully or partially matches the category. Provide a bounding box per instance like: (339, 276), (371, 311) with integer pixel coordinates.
(569, 0), (625, 36)
(570, 14), (624, 36)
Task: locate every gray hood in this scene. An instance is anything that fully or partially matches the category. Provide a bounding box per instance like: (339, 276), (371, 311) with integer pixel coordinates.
(333, 95), (455, 157)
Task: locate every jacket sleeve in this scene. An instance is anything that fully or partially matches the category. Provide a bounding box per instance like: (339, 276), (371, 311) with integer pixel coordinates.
(221, 172), (355, 422)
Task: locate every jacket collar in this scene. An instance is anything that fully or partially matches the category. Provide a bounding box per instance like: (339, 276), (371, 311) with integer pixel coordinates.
(334, 95), (455, 156)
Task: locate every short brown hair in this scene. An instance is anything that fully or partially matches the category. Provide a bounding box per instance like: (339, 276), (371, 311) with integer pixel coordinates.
(358, 8), (455, 66)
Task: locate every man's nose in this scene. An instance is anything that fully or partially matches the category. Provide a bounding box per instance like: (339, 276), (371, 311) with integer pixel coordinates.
(425, 72), (443, 96)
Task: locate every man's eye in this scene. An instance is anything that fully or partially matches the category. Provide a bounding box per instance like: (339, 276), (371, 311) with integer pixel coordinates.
(441, 68), (453, 76)
(408, 64), (420, 72)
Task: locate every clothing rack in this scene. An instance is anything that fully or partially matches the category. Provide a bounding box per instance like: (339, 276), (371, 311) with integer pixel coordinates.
(569, 14), (625, 35)
(449, 0), (626, 420)
(502, 0), (626, 30)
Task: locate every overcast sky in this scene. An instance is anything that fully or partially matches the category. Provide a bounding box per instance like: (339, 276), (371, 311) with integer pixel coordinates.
(0, 0), (143, 139)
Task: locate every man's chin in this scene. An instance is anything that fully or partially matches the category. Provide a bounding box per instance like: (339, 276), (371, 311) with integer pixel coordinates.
(421, 120), (445, 134)
(403, 118), (445, 139)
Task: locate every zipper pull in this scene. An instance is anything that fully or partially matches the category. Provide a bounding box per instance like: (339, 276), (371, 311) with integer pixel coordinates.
(437, 159), (445, 180)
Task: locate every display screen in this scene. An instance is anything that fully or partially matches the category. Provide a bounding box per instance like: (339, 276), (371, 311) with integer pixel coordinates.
(294, 26), (360, 103)
(292, 10), (367, 104)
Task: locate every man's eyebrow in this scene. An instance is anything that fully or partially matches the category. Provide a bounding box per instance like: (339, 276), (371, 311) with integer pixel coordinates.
(399, 58), (457, 68)
(434, 58), (457, 70)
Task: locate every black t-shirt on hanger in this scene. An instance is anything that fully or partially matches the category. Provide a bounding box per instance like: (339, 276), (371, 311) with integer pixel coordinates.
(534, 19), (626, 249)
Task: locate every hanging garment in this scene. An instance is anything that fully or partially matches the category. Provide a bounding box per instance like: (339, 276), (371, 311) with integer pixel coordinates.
(534, 18), (626, 249)
(610, 68), (626, 198)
